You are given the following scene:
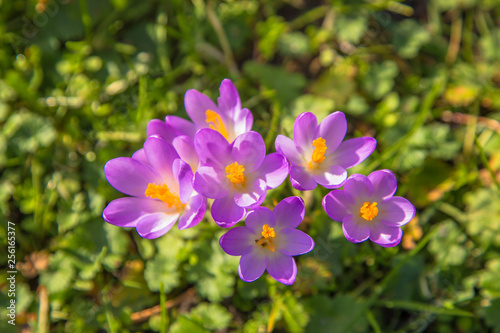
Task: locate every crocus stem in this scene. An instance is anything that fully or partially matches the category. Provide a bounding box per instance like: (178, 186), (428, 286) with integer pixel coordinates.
(159, 282), (167, 333)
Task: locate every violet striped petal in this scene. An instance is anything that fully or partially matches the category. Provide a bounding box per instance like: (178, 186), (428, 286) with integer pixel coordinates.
(368, 169), (398, 201)
(211, 195), (246, 228)
(184, 89), (219, 128)
(273, 196), (304, 230)
(278, 229), (314, 256)
(136, 212), (179, 239)
(219, 226), (254, 256)
(104, 157), (161, 197)
(178, 194), (205, 230)
(239, 250), (267, 282)
(369, 223), (403, 247)
(103, 197), (168, 228)
(267, 253), (297, 285)
(342, 215), (370, 243)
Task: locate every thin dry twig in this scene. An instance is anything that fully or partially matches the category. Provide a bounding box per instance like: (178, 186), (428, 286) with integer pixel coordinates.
(441, 110), (500, 134)
(38, 285), (49, 333)
(130, 288), (196, 323)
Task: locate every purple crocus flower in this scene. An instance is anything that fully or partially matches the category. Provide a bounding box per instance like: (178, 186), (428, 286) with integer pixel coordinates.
(193, 128), (289, 228)
(103, 136), (205, 239)
(275, 112), (376, 191)
(322, 170), (416, 247)
(147, 79), (252, 145)
(219, 197), (314, 285)
(140, 120), (199, 172)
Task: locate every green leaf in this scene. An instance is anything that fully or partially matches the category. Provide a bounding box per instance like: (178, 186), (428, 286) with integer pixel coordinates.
(465, 188), (500, 248)
(360, 61), (399, 100)
(304, 294), (368, 333)
(482, 298), (500, 333)
(243, 61), (307, 106)
(169, 316), (209, 333)
(335, 14), (368, 43)
(392, 19), (431, 59)
(278, 32), (311, 58)
(144, 255), (180, 292)
(256, 16), (288, 60)
(428, 220), (467, 267)
(282, 292), (309, 333)
(188, 303), (233, 330)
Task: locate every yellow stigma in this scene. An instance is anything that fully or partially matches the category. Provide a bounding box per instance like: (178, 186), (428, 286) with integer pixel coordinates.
(145, 183), (183, 209)
(261, 224), (275, 239)
(308, 137), (327, 169)
(312, 137), (327, 163)
(360, 202), (379, 221)
(206, 110), (229, 140)
(256, 224), (275, 252)
(225, 162), (246, 186)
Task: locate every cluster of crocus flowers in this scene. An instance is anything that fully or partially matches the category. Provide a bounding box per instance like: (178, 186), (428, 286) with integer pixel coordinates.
(193, 129), (288, 227)
(103, 78), (416, 285)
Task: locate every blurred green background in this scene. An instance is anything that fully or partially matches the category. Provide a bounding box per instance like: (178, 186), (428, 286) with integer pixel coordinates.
(1, 0), (500, 332)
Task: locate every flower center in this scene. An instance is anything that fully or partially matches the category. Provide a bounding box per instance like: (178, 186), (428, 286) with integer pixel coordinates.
(225, 161), (246, 187)
(145, 183), (183, 209)
(255, 224), (275, 252)
(359, 202), (378, 221)
(206, 109), (229, 140)
(308, 137), (327, 169)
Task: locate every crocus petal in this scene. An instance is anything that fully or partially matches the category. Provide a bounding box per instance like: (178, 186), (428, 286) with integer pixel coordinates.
(241, 107), (253, 133)
(172, 136), (199, 171)
(194, 128), (232, 169)
(368, 169), (397, 201)
(332, 137), (377, 169)
(245, 207), (276, 233)
(104, 157), (161, 197)
(132, 148), (148, 165)
(173, 159), (193, 204)
(342, 215), (370, 243)
(193, 166), (229, 199)
(136, 212), (179, 239)
(217, 78), (241, 118)
(211, 195), (246, 228)
(293, 112), (318, 155)
(369, 223), (403, 247)
(274, 196), (305, 230)
(178, 194), (205, 230)
(165, 116), (197, 138)
(234, 178), (266, 207)
(147, 119), (176, 142)
(379, 197), (416, 227)
(231, 131), (266, 172)
(278, 229), (314, 256)
(313, 165), (347, 189)
(103, 197), (169, 228)
(144, 136), (179, 181)
(260, 153), (289, 189)
(290, 166), (317, 191)
(267, 253), (297, 285)
(184, 89), (219, 128)
(316, 111), (347, 152)
(275, 135), (303, 166)
(343, 174), (374, 199)
(239, 250), (267, 282)
(219, 227), (254, 256)
(322, 191), (351, 222)
(246, 191), (266, 210)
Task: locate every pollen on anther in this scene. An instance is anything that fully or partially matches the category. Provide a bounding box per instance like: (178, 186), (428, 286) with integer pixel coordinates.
(359, 202), (378, 221)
